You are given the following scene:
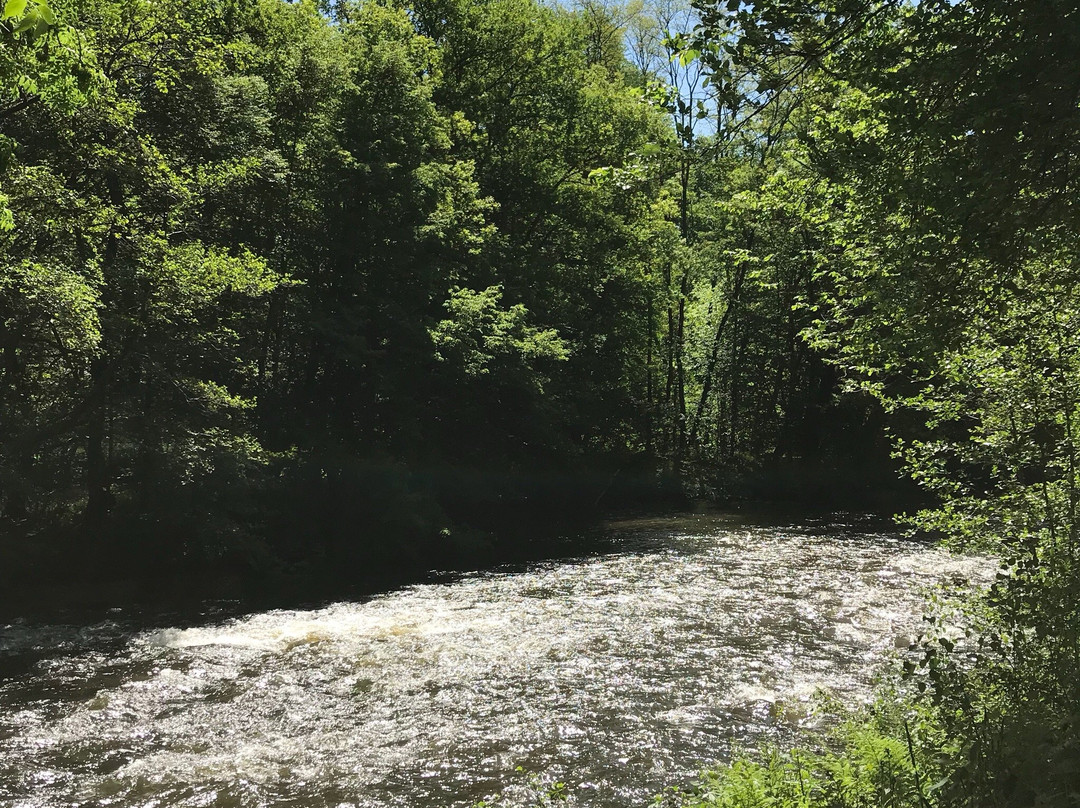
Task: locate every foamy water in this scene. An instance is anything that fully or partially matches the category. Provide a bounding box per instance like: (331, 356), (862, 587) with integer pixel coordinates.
(0, 514), (992, 807)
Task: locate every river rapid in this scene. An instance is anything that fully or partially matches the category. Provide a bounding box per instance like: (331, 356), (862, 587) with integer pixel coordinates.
(0, 513), (992, 808)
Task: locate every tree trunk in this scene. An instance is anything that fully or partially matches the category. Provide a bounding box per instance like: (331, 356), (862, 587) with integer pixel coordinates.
(84, 360), (112, 533)
(689, 259), (749, 448)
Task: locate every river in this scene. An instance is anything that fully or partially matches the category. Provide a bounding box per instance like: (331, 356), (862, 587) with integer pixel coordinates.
(0, 513), (992, 807)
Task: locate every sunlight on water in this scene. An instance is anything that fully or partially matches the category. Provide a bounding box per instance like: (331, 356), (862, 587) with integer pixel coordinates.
(0, 515), (993, 807)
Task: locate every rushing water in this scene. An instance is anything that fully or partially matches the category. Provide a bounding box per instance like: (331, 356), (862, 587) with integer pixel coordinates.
(0, 514), (992, 808)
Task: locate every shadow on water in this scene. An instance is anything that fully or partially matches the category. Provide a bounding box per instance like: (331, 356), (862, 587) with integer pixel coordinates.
(1, 506), (883, 619)
(0, 508), (906, 681)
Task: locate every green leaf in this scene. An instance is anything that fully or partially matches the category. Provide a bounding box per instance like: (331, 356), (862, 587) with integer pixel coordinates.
(2, 0), (27, 19)
(678, 48), (700, 67)
(927, 776), (951, 794)
(13, 7), (39, 32)
(39, 1), (55, 24)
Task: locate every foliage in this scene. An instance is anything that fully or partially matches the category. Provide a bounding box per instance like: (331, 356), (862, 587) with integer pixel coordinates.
(7, 0), (1080, 803)
(677, 0), (1080, 806)
(431, 285), (569, 380)
(670, 703), (940, 808)
(0, 0), (688, 581)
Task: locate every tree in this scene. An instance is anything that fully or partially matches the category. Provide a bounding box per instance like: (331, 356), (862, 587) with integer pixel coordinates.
(689, 0), (1080, 802)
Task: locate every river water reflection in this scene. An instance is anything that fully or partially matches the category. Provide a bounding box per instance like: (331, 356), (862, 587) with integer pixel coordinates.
(0, 513), (992, 807)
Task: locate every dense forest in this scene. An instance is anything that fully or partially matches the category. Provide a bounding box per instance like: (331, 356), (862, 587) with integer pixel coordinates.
(0, 0), (897, 591)
(3, 0), (1080, 805)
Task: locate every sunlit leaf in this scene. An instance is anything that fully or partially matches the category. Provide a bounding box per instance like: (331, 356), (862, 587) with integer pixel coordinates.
(2, 0), (27, 19)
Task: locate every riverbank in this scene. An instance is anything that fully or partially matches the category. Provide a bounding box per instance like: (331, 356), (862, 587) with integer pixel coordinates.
(0, 454), (919, 624)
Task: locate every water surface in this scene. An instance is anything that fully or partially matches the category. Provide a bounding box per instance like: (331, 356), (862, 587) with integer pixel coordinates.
(0, 513), (991, 807)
